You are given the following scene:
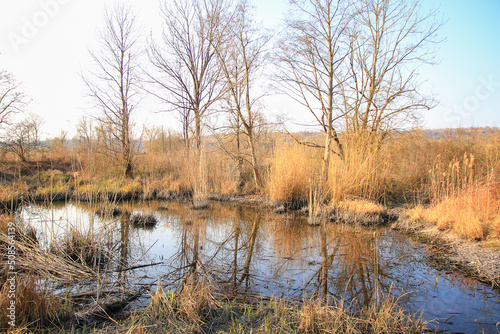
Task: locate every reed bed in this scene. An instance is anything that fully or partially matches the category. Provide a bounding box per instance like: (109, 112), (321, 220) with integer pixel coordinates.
(267, 140), (321, 204)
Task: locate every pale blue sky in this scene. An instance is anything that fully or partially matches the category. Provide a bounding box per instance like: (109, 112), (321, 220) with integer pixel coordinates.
(0, 0), (499, 138)
(420, 0), (500, 128)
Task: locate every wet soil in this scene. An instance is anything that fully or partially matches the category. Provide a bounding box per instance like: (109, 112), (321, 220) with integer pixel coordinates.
(392, 211), (500, 290)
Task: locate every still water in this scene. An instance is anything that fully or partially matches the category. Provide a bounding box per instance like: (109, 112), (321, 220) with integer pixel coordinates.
(19, 200), (500, 333)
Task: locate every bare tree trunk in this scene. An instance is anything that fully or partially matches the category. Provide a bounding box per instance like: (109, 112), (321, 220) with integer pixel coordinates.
(236, 113), (244, 193)
(84, 3), (141, 179)
(247, 127), (261, 189)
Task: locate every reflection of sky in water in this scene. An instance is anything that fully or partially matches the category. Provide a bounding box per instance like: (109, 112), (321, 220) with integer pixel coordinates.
(20, 201), (500, 334)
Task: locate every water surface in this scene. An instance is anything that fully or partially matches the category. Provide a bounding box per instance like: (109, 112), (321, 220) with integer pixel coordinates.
(19, 201), (500, 333)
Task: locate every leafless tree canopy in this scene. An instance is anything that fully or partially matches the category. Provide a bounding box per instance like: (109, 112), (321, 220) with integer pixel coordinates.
(276, 0), (441, 181)
(1, 114), (42, 161)
(0, 70), (27, 129)
(148, 0), (231, 152)
(215, 0), (270, 189)
(84, 3), (142, 178)
(339, 0), (441, 135)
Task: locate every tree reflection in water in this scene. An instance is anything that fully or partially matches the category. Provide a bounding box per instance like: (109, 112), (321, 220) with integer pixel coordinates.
(154, 203), (393, 309)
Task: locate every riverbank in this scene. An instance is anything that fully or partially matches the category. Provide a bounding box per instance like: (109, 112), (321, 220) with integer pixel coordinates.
(392, 211), (500, 289)
(100, 278), (428, 334)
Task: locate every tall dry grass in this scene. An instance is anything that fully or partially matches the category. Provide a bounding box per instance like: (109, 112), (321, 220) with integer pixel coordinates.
(409, 184), (500, 240)
(402, 129), (500, 239)
(267, 140), (322, 203)
(0, 275), (64, 330)
(328, 133), (388, 202)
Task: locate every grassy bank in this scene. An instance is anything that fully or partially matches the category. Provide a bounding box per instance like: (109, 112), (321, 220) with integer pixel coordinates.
(115, 278), (427, 334)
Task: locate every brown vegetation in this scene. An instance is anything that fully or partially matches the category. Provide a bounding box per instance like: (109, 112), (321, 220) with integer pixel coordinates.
(118, 277), (426, 334)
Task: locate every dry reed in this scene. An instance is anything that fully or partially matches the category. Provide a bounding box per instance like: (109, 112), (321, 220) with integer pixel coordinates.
(0, 274), (64, 330)
(267, 140), (321, 203)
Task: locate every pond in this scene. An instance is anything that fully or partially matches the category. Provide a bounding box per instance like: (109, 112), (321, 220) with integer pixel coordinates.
(19, 200), (500, 333)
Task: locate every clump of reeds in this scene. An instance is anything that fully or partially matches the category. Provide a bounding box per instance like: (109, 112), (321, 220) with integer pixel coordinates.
(0, 231), (95, 282)
(333, 198), (386, 225)
(0, 182), (26, 212)
(360, 293), (427, 333)
(137, 277), (218, 333)
(95, 202), (123, 218)
(427, 153), (476, 202)
(409, 183), (500, 240)
(328, 134), (387, 203)
(267, 141), (321, 204)
(50, 228), (108, 267)
(130, 213), (157, 229)
(0, 274), (64, 330)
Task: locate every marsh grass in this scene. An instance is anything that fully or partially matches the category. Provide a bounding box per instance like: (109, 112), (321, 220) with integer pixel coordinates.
(329, 134), (387, 203)
(120, 282), (427, 334)
(267, 140), (321, 204)
(1, 232), (96, 282)
(400, 130), (500, 240)
(409, 183), (500, 240)
(50, 228), (109, 267)
(0, 274), (65, 331)
(133, 277), (219, 333)
(333, 198), (386, 225)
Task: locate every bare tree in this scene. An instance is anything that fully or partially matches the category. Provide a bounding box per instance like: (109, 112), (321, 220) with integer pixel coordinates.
(2, 114), (43, 161)
(0, 70), (27, 129)
(338, 0), (441, 141)
(75, 116), (94, 151)
(277, 0), (441, 183)
(276, 0), (351, 182)
(148, 0), (231, 154)
(84, 3), (142, 179)
(215, 0), (270, 190)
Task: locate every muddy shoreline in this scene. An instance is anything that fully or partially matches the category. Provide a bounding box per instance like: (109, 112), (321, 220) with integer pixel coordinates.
(391, 213), (500, 290)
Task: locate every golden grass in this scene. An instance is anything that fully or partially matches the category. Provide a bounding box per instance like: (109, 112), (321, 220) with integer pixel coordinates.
(337, 199), (385, 215)
(0, 275), (64, 330)
(329, 136), (387, 203)
(267, 140), (321, 203)
(0, 213), (11, 233)
(409, 184), (500, 240)
(0, 183), (27, 203)
(134, 277), (218, 333)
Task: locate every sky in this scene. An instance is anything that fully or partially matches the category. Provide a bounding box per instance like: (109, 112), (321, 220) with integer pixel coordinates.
(0, 0), (499, 139)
